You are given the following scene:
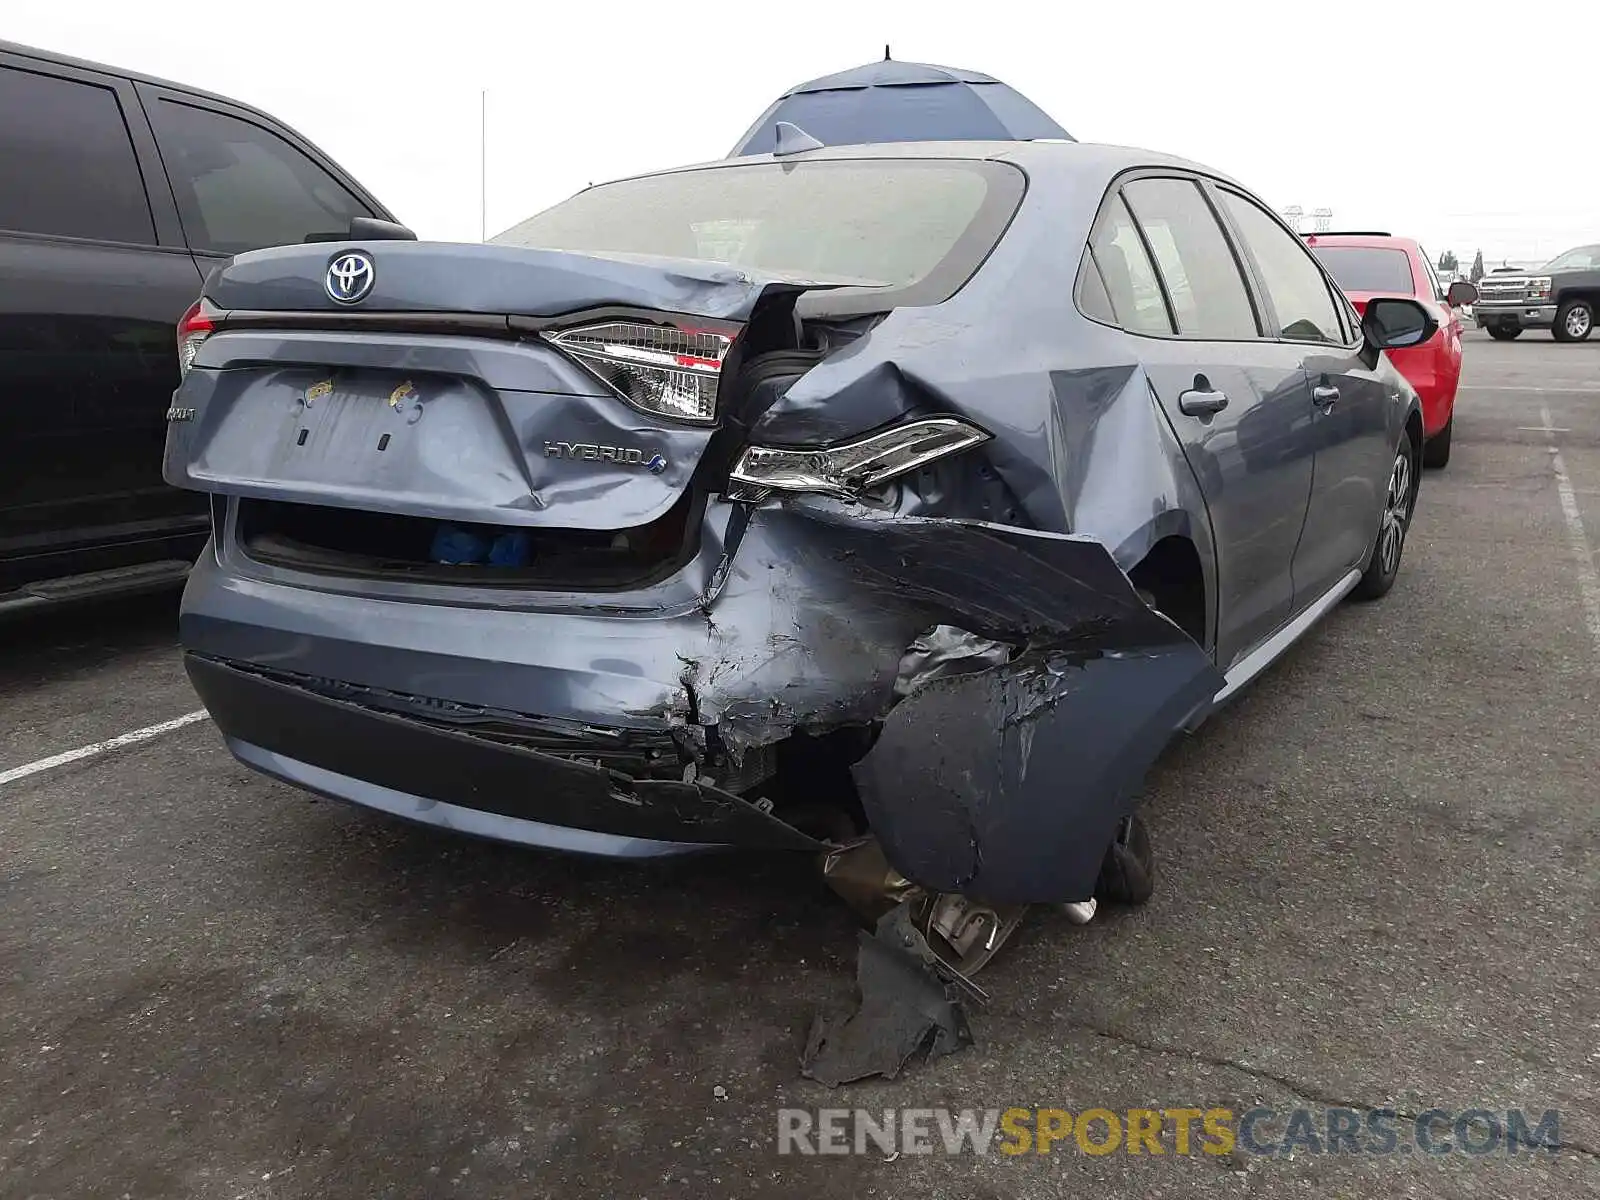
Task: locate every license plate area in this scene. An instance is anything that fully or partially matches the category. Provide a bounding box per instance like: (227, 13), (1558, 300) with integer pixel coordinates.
(192, 366), (525, 510)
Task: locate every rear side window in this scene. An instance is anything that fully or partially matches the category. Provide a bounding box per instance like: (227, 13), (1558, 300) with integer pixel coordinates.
(1082, 195), (1173, 335)
(1311, 246), (1416, 295)
(1219, 191), (1345, 344)
(1074, 253), (1117, 325)
(0, 66), (154, 244)
(1418, 251), (1446, 302)
(493, 158), (1024, 312)
(148, 99), (369, 255)
(1121, 178), (1258, 339)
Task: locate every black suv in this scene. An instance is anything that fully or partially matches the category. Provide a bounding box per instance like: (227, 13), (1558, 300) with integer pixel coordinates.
(0, 41), (393, 616)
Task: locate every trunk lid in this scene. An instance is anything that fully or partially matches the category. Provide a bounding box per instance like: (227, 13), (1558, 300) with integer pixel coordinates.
(199, 240), (827, 319)
(164, 243), (833, 540)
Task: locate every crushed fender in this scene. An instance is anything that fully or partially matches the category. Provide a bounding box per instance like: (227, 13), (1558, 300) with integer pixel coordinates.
(856, 641), (1216, 904)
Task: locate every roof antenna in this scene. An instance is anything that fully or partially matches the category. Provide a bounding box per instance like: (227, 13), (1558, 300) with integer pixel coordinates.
(884, 44), (891, 60)
(772, 121), (825, 157)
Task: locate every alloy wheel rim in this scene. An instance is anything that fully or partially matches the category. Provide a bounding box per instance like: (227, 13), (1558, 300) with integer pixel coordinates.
(1567, 307), (1591, 338)
(1378, 450), (1411, 575)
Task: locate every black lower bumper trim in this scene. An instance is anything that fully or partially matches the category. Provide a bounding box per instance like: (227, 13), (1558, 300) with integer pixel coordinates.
(184, 653), (821, 851)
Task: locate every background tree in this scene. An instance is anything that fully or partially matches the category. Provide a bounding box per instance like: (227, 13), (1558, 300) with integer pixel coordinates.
(1470, 249), (1485, 283)
(1438, 250), (1459, 274)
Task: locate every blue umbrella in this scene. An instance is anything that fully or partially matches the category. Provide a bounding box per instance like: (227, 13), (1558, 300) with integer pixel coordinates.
(728, 53), (1073, 157)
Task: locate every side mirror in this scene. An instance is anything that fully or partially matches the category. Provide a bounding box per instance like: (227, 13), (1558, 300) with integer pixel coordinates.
(1363, 297), (1439, 351)
(1447, 280), (1479, 308)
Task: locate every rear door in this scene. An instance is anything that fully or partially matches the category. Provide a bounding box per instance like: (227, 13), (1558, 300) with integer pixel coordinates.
(1216, 190), (1393, 607)
(0, 53), (207, 589)
(1082, 175), (1316, 669)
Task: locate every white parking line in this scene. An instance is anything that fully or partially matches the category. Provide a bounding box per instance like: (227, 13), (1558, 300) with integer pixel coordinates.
(0, 710), (211, 787)
(1459, 385), (1598, 393)
(1541, 404), (1600, 667)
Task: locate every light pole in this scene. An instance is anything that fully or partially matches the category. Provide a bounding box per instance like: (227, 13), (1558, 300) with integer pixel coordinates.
(480, 88), (487, 242)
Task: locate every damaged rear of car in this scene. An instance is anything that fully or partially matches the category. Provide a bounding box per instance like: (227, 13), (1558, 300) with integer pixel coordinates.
(165, 143), (1229, 906)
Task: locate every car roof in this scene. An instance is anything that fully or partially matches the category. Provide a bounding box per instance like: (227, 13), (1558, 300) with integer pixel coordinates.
(0, 38), (293, 130)
(1304, 232), (1423, 253)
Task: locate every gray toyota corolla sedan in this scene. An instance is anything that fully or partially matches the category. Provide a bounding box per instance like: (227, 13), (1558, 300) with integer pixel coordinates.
(163, 140), (1434, 906)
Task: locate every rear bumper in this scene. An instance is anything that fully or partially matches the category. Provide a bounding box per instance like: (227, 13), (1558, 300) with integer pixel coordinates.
(188, 653), (816, 855)
(1385, 342), (1458, 439)
(179, 501), (1222, 903)
(1473, 303), (1555, 329)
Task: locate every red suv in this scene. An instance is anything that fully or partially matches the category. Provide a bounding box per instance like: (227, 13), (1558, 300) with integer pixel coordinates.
(1307, 232), (1475, 469)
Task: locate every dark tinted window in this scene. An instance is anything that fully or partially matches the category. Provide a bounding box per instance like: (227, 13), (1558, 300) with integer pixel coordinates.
(1220, 191), (1344, 344)
(148, 99), (368, 254)
(1311, 246), (1416, 295)
(0, 67), (154, 243)
(1085, 195), (1173, 335)
(496, 159), (1020, 304)
(1122, 178), (1258, 339)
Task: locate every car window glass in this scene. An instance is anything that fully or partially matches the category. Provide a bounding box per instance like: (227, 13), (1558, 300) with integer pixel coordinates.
(1419, 250), (1446, 301)
(1121, 178), (1258, 339)
(1074, 251), (1117, 325)
(0, 67), (154, 243)
(1312, 246), (1417, 296)
(497, 159), (1016, 301)
(1086, 195), (1173, 335)
(148, 99), (369, 255)
(1540, 246), (1600, 271)
(1220, 190), (1345, 343)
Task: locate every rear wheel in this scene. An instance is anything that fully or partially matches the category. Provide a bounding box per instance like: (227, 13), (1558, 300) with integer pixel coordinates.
(1094, 814), (1154, 906)
(1351, 427), (1416, 601)
(1422, 415), (1452, 469)
(1553, 299), (1594, 343)
(1485, 324), (1521, 341)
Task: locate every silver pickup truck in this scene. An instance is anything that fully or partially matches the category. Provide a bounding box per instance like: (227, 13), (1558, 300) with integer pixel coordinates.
(1472, 245), (1600, 342)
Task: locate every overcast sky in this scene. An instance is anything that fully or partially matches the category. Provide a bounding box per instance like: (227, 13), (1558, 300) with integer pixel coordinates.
(11, 2), (1596, 265)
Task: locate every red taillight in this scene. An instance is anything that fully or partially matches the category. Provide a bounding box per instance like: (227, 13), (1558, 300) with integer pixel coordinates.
(547, 320), (736, 424)
(177, 298), (214, 377)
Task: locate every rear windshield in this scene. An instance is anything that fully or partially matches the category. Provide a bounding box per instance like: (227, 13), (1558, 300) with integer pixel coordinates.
(1310, 246), (1415, 295)
(491, 158), (1025, 314)
(1540, 245), (1600, 271)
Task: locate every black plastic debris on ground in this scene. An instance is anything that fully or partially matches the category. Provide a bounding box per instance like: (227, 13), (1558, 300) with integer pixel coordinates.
(800, 906), (974, 1086)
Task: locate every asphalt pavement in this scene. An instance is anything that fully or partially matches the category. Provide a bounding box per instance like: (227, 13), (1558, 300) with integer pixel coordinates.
(2, 331), (1597, 1199)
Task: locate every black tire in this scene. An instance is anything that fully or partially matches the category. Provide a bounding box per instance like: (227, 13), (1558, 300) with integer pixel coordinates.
(1422, 415), (1452, 469)
(1553, 299), (1594, 343)
(1094, 813), (1154, 906)
(1351, 426), (1416, 602)
(1485, 324), (1521, 341)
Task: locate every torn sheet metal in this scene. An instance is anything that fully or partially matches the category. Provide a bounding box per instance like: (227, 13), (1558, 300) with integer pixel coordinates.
(771, 501), (1186, 646)
(759, 504), (1224, 905)
(801, 906), (974, 1087)
(892, 624), (1012, 699)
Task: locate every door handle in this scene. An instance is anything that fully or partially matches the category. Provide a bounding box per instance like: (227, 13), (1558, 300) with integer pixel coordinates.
(1179, 388), (1229, 416)
(1312, 384), (1340, 410)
